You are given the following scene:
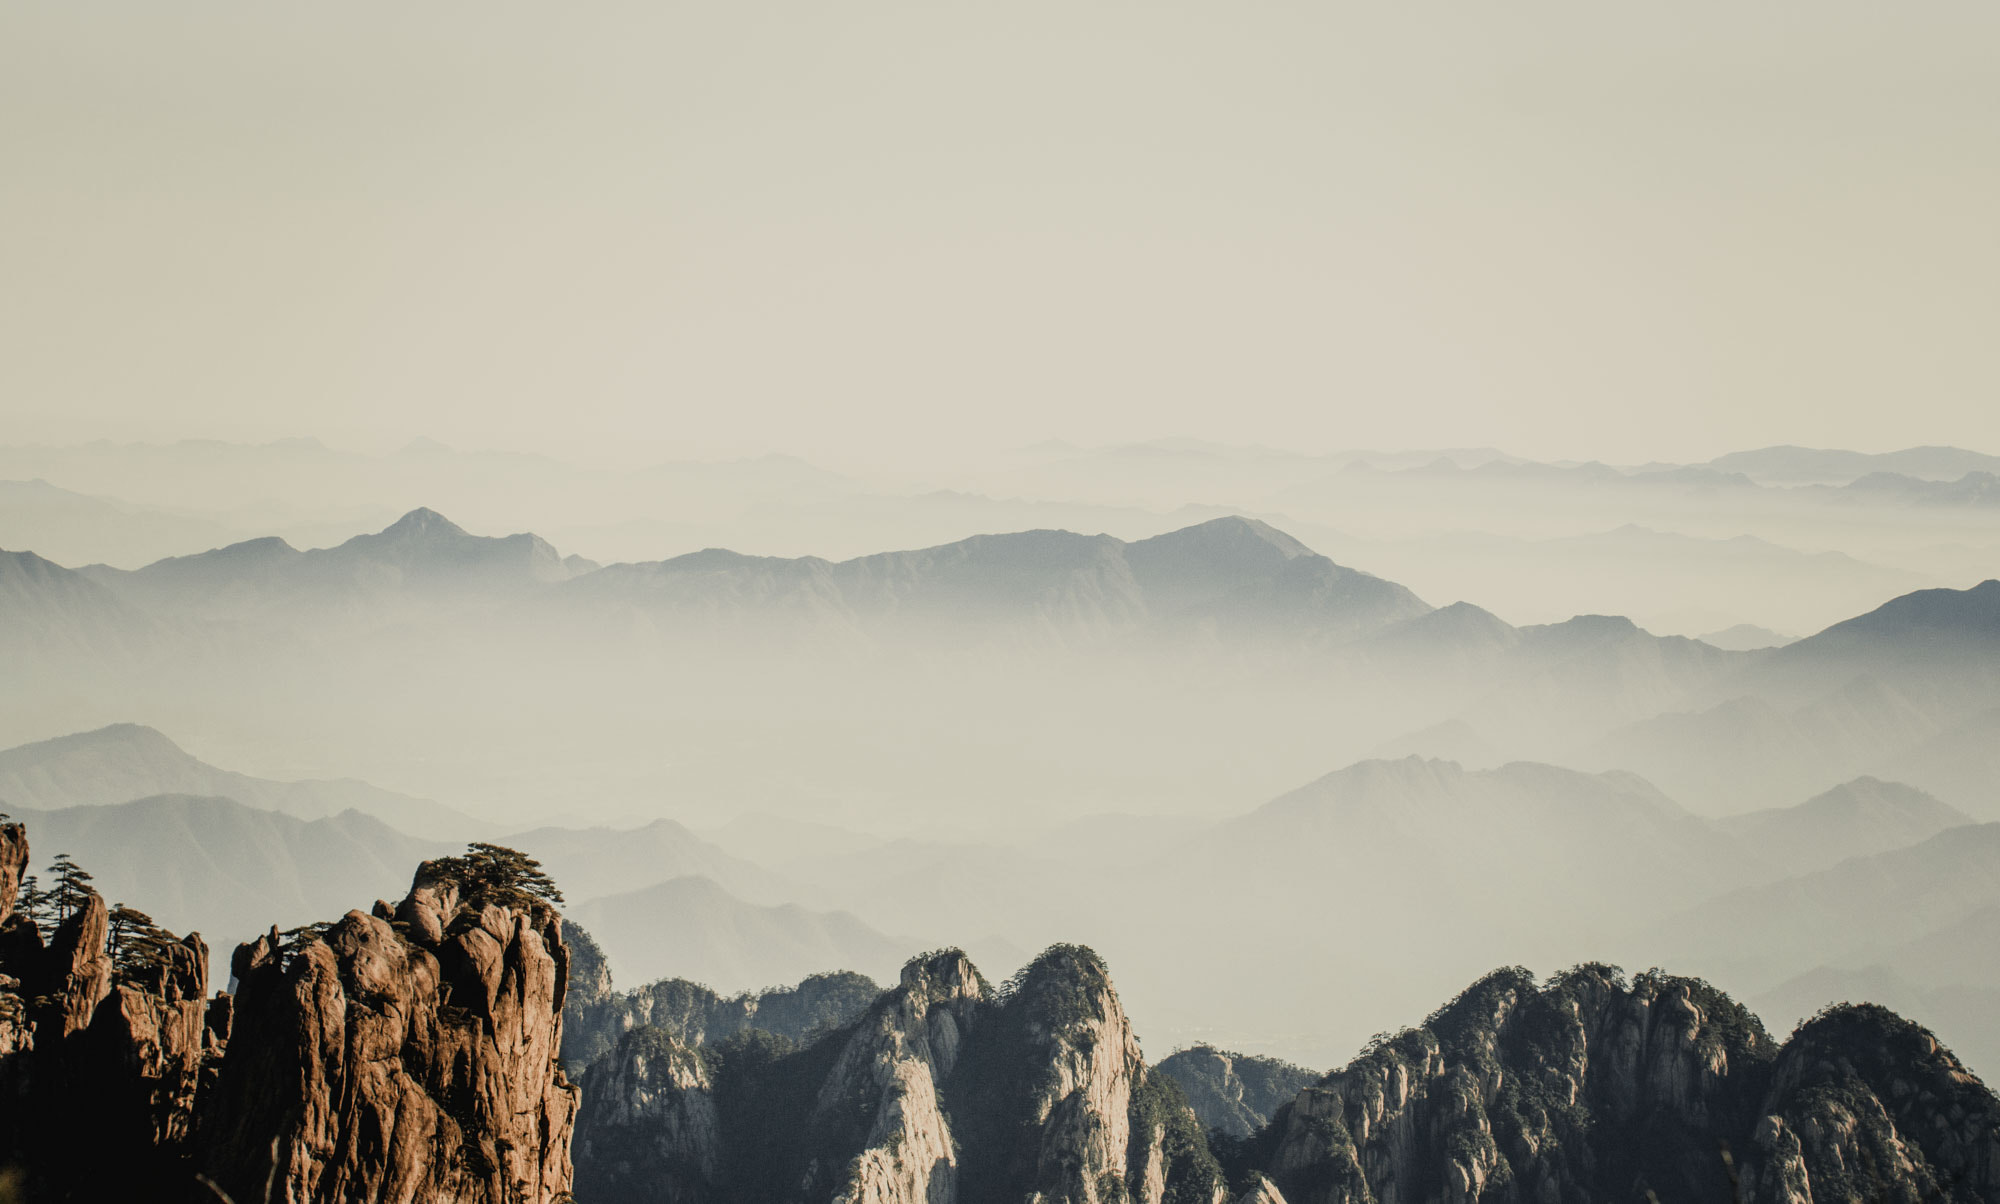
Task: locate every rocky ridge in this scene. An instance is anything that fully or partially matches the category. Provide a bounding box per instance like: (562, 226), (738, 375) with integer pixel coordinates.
(573, 944), (1228, 1204)
(0, 820), (578, 1203)
(1234, 964), (2000, 1204)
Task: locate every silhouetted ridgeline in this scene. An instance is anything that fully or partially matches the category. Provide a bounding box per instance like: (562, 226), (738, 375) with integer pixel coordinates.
(0, 815), (1994, 1204)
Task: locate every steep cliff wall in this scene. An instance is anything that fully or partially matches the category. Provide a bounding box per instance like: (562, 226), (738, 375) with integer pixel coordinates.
(570, 945), (1227, 1204)
(200, 863), (580, 1204)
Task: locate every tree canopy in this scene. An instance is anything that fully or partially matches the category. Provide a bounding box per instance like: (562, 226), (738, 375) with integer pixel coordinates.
(430, 842), (564, 911)
(48, 854), (95, 924)
(108, 903), (179, 980)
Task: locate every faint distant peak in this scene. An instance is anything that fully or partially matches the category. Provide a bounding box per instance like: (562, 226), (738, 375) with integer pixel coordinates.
(1709, 444), (2000, 485)
(1416, 600), (1515, 632)
(377, 507), (470, 541)
(1530, 613), (1643, 640)
(0, 721), (190, 767)
(400, 437), (454, 454)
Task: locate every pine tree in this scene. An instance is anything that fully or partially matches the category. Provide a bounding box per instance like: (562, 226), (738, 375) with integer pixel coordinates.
(432, 842), (564, 910)
(48, 854), (95, 923)
(108, 903), (176, 980)
(15, 873), (55, 938)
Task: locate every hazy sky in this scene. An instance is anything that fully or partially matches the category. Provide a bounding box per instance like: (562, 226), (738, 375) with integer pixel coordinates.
(4, 3), (1996, 467)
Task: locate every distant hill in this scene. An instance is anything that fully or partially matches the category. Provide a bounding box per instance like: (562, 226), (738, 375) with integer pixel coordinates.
(0, 547), (157, 663)
(1584, 678), (1941, 814)
(1837, 470), (2000, 507)
(1718, 777), (1971, 879)
(1154, 1045), (1318, 1137)
(0, 478), (241, 569)
(566, 875), (911, 991)
(1727, 579), (2000, 717)
(0, 723), (482, 840)
(1707, 444), (2000, 485)
(1657, 822), (2000, 989)
(1218, 758), (1740, 925)
(503, 818), (801, 908)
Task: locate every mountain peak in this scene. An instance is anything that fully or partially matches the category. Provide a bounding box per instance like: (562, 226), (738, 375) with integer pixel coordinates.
(1132, 515), (1314, 560)
(378, 508), (468, 540)
(1, 722), (190, 765)
(1799, 578), (2000, 649)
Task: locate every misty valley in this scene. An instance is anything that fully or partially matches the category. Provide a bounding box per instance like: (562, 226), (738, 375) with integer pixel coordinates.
(0, 445), (1997, 1203)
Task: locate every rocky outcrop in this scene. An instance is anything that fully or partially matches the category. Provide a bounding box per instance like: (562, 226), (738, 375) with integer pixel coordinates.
(1743, 1004), (2000, 1204)
(77, 931), (217, 1179)
(574, 1026), (723, 1204)
(0, 820), (227, 1200)
(1157, 1046), (1319, 1138)
(200, 859), (580, 1204)
(816, 949), (986, 1204)
(569, 945), (1226, 1204)
(1256, 965), (1774, 1204)
(1246, 965), (2000, 1204)
(0, 823), (25, 924)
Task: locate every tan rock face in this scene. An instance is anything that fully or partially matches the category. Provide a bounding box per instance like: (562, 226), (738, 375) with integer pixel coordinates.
(201, 862), (580, 1204)
(824, 950), (987, 1204)
(0, 823), (26, 925)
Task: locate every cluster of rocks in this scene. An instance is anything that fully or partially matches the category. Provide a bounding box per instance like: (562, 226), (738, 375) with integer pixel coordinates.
(1243, 965), (2000, 1204)
(0, 820), (577, 1203)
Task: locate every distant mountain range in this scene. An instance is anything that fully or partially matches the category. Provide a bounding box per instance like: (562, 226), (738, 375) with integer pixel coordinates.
(554, 513), (1432, 652)
(1707, 444), (2000, 485)
(78, 506), (596, 625)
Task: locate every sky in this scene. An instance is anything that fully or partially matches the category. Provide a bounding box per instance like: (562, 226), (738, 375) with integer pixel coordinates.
(3, 2), (1997, 467)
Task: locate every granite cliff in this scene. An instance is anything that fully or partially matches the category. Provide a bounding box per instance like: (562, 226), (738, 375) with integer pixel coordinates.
(199, 855), (580, 1203)
(1235, 965), (2000, 1204)
(569, 957), (1999, 1204)
(573, 944), (1228, 1204)
(0, 823), (578, 1203)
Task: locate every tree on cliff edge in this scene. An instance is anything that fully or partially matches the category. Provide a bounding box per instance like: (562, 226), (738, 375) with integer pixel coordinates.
(47, 854), (93, 924)
(432, 842), (565, 911)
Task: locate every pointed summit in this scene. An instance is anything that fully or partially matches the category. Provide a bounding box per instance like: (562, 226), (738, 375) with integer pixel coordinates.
(1130, 514), (1314, 563)
(377, 508), (469, 541)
